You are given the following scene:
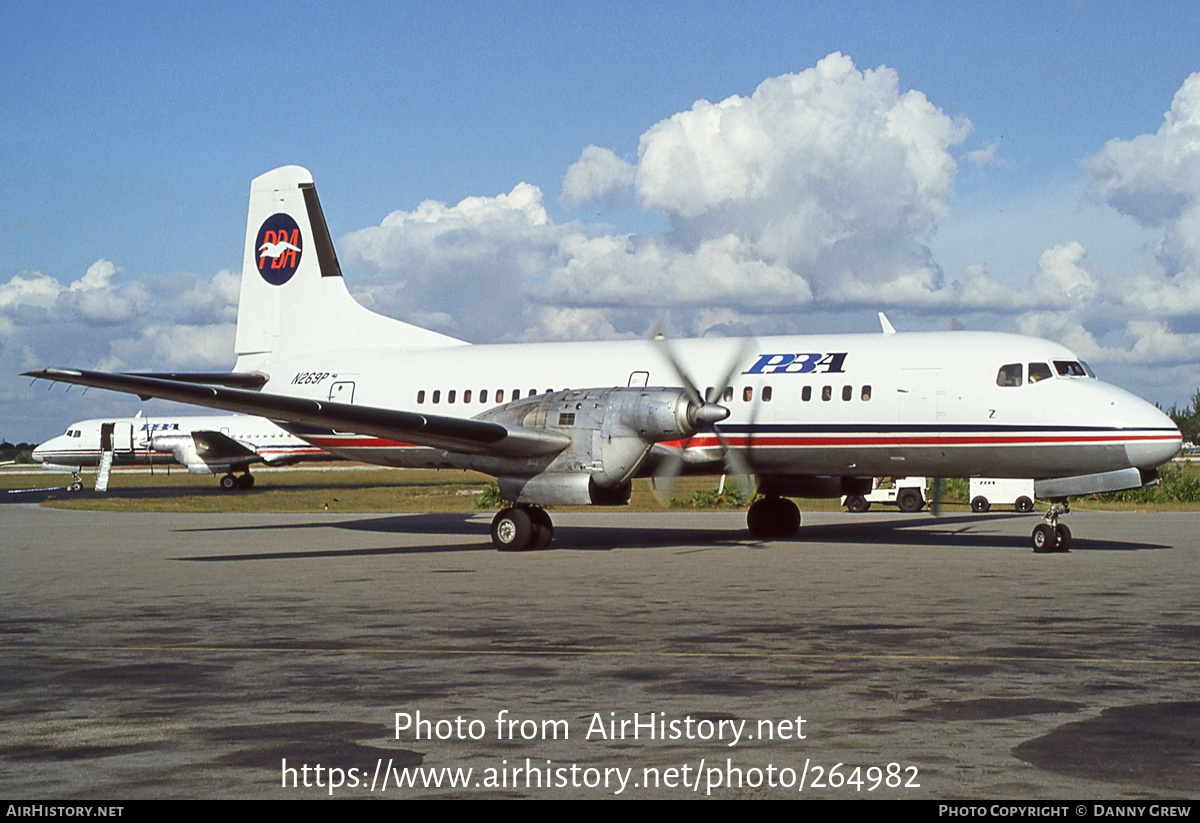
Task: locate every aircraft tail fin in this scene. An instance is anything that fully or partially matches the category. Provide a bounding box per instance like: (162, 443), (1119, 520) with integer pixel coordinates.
(234, 166), (465, 366)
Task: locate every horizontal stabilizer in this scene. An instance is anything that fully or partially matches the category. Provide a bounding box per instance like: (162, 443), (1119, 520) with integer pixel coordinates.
(128, 371), (269, 390)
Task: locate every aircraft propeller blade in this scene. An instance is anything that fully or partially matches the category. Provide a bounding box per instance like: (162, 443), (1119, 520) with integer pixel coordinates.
(651, 448), (686, 504)
(713, 426), (757, 502)
(650, 331), (758, 506)
(930, 476), (944, 517)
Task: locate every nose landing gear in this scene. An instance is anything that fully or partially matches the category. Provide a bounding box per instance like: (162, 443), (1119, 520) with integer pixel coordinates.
(1031, 501), (1072, 552)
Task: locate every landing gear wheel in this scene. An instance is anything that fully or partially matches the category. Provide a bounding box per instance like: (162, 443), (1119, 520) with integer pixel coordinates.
(237, 473), (255, 489)
(220, 474), (237, 491)
(1054, 523), (1072, 552)
(69, 480), (83, 492)
(528, 506), (554, 549)
(1015, 496), (1034, 513)
(491, 506), (535, 551)
(1031, 523), (1058, 553)
(971, 496), (990, 513)
(897, 489), (924, 513)
(747, 497), (801, 540)
(845, 494), (869, 513)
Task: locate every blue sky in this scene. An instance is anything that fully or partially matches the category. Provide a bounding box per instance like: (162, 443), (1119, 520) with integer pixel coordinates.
(4, 1), (1200, 441)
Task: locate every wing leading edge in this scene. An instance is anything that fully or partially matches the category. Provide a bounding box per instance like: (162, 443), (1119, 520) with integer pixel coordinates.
(25, 368), (570, 458)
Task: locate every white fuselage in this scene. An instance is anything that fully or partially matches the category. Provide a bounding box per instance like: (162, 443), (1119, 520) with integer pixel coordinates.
(33, 414), (326, 471)
(238, 330), (1181, 482)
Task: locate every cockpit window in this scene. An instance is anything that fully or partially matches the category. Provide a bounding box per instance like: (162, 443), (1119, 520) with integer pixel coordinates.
(1054, 360), (1089, 377)
(1081, 361), (1096, 378)
(1028, 362), (1052, 383)
(997, 364), (1023, 387)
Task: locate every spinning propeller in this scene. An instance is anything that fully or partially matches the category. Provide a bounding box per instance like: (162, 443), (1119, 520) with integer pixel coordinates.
(651, 332), (759, 504)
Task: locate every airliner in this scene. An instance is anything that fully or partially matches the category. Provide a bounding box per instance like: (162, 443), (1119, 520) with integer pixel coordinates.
(26, 166), (1182, 552)
(32, 412), (331, 490)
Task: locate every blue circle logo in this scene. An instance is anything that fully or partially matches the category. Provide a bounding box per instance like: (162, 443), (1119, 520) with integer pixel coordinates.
(255, 213), (303, 286)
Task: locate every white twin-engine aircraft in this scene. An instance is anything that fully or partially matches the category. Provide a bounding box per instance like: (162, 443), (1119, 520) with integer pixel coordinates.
(26, 166), (1182, 552)
(32, 412), (330, 490)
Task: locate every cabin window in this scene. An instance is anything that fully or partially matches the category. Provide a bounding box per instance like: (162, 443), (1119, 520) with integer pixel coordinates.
(1028, 362), (1052, 383)
(1054, 360), (1088, 378)
(743, 387), (753, 402)
(496, 389), (505, 403)
(447, 390), (456, 404)
(705, 386), (715, 402)
(822, 386), (832, 401)
(723, 386), (734, 402)
(842, 385), (852, 401)
(861, 385), (872, 401)
(558, 412), (575, 426)
(802, 386), (812, 402)
(432, 390), (441, 404)
(763, 386), (773, 402)
(417, 390), (426, 404)
(480, 389), (488, 403)
(464, 389), (472, 403)
(529, 389), (537, 397)
(996, 364), (1023, 387)
(513, 389), (521, 400)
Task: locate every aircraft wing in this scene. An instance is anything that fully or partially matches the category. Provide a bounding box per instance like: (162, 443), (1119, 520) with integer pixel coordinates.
(190, 430), (260, 463)
(127, 371), (269, 389)
(24, 368), (569, 458)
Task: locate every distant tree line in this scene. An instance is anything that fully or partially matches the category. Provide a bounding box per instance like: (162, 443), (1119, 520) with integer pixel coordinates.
(0, 442), (36, 463)
(1165, 389), (1200, 446)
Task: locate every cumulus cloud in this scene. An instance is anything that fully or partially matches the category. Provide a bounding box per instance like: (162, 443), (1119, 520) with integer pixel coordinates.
(0, 259), (150, 327)
(1084, 72), (1200, 321)
(59, 261), (150, 325)
(341, 183), (568, 336)
(1087, 73), (1200, 228)
(105, 322), (236, 371)
(1033, 241), (1097, 302)
(543, 233), (812, 309)
(342, 53), (978, 341)
(3, 258), (243, 439)
(176, 269), (241, 324)
(964, 141), (1002, 169)
(3, 262), (233, 381)
(0, 272), (60, 317)
(562, 146), (635, 207)
(631, 53), (969, 300)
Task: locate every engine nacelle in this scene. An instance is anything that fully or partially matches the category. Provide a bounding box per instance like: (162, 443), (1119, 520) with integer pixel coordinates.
(149, 433), (229, 474)
(476, 387), (728, 504)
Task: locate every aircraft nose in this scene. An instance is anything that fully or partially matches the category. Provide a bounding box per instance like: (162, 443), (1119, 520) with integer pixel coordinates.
(1124, 401), (1182, 470)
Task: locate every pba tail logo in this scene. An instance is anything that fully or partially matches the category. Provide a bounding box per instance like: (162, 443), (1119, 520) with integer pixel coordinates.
(255, 213), (303, 285)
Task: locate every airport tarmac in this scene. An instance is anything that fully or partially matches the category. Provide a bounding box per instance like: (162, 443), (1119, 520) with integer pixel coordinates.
(1, 504), (1196, 799)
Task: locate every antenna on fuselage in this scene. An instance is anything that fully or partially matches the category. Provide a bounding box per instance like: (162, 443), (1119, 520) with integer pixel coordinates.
(878, 312), (896, 335)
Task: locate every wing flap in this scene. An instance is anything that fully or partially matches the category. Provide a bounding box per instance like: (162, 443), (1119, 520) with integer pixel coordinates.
(190, 430), (260, 462)
(25, 368), (569, 458)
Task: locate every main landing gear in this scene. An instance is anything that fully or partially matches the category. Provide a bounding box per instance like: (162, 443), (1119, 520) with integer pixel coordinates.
(491, 505), (554, 551)
(747, 496), (801, 540)
(1031, 500), (1071, 553)
(219, 471), (255, 491)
